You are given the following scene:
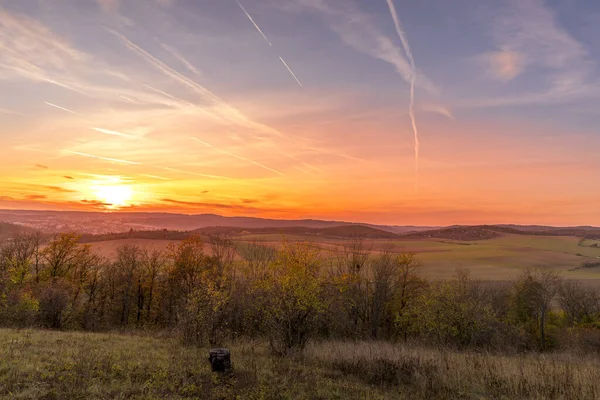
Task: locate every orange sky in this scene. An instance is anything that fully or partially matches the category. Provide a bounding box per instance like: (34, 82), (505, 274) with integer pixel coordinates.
(1, 0), (599, 226)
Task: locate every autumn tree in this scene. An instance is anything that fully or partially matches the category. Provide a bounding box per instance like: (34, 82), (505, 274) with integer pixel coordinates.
(259, 241), (325, 354)
(509, 268), (562, 349)
(389, 252), (427, 340)
(411, 270), (499, 348)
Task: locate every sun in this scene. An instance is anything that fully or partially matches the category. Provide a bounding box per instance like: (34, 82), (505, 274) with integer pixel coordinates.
(93, 185), (133, 209)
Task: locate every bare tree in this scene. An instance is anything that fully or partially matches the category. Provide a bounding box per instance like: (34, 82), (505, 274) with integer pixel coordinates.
(237, 240), (275, 279)
(115, 244), (142, 326)
(558, 280), (599, 325)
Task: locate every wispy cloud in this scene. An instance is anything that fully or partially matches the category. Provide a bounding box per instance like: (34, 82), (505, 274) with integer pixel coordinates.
(471, 0), (596, 106)
(190, 137), (285, 176)
(477, 50), (526, 82)
(62, 150), (141, 165)
(291, 0), (437, 94)
(420, 104), (455, 119)
(105, 27), (290, 138)
(97, 0), (119, 13)
(158, 41), (202, 76)
(93, 127), (137, 138)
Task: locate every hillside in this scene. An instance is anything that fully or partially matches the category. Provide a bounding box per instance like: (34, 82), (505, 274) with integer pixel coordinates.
(80, 224), (398, 243)
(405, 225), (502, 241)
(2, 328), (599, 400)
(0, 222), (32, 239)
(0, 209), (434, 235)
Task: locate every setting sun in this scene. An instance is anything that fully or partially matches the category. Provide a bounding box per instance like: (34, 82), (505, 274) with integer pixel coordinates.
(93, 185), (133, 209)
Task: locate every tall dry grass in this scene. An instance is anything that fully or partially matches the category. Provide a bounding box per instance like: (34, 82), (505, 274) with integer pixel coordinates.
(305, 340), (600, 399)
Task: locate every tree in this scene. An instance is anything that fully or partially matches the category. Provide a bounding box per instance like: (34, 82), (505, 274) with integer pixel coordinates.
(42, 233), (88, 280)
(259, 241), (325, 354)
(140, 248), (166, 324)
(114, 244), (143, 326)
(389, 252), (427, 340)
(331, 238), (371, 338)
(510, 268), (562, 349)
(558, 280), (599, 326)
(411, 270), (499, 348)
(0, 231), (37, 286)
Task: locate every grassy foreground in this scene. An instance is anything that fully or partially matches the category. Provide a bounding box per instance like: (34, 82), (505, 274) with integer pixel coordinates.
(1, 329), (600, 399)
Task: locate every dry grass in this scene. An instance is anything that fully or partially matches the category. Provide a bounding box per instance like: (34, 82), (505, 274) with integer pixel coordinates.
(2, 329), (600, 399)
(305, 341), (600, 399)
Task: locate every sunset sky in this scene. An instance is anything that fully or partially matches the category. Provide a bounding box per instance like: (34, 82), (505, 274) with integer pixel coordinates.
(0, 0), (599, 226)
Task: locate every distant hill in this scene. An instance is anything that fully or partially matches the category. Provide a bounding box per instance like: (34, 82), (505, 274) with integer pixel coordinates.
(0, 222), (33, 240)
(404, 224), (600, 241)
(405, 226), (501, 241)
(1, 209), (598, 240)
(79, 224), (398, 243)
(0, 209), (436, 235)
(194, 224), (398, 239)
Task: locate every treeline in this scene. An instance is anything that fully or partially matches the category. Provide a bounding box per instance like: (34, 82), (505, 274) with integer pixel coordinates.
(1, 232), (600, 354)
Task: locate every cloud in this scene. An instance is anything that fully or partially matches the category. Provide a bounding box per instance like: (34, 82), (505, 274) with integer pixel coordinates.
(155, 0), (175, 7)
(34, 164), (49, 170)
(97, 0), (119, 12)
(26, 194), (47, 200)
(471, 0), (596, 106)
(190, 137), (285, 176)
(291, 0), (438, 95)
(158, 41), (202, 76)
(478, 50), (526, 82)
(45, 185), (76, 193)
(63, 176), (74, 180)
(420, 104), (455, 119)
(62, 150), (141, 165)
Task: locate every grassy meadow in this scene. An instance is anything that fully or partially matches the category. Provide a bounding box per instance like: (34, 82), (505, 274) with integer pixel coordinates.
(2, 328), (600, 400)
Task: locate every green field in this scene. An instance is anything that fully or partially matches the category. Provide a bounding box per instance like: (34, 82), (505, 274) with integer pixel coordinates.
(88, 233), (600, 282)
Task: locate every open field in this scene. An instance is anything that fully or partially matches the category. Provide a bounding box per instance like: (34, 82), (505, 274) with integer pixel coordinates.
(88, 232), (600, 282)
(1, 328), (600, 400)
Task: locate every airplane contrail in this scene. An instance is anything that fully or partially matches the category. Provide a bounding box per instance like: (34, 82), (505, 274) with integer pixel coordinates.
(385, 0), (420, 194)
(62, 150), (141, 165)
(235, 0), (272, 46)
(140, 174), (170, 181)
(190, 137), (285, 176)
(93, 127), (136, 138)
(44, 102), (78, 115)
(234, 1), (303, 87)
(106, 28), (287, 137)
(160, 166), (233, 180)
(159, 41), (202, 76)
(279, 57), (303, 87)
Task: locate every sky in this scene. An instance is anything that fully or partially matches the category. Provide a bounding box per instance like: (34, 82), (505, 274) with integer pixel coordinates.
(0, 0), (599, 226)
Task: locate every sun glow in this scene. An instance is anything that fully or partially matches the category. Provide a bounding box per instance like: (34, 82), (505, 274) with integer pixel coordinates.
(93, 185), (133, 209)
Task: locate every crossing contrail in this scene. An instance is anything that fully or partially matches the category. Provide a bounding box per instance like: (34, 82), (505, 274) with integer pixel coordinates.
(385, 0), (420, 194)
(235, 0), (272, 46)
